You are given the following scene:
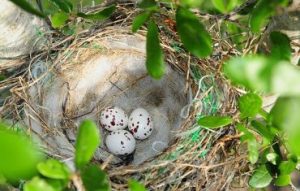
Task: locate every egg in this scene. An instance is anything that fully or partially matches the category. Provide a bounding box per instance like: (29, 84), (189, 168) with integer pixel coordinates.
(128, 108), (153, 140)
(105, 130), (136, 155)
(100, 107), (128, 131)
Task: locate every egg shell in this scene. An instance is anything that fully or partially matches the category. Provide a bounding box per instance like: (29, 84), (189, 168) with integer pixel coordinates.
(105, 130), (136, 155)
(100, 107), (128, 131)
(128, 108), (153, 140)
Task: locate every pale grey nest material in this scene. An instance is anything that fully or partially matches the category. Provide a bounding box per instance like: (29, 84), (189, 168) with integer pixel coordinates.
(25, 27), (188, 165)
(0, 0), (47, 59)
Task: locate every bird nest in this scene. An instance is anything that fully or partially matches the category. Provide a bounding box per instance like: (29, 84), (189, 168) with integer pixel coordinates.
(0, 3), (251, 190)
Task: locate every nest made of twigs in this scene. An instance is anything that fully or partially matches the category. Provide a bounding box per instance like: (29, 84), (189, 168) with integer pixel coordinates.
(0, 3), (259, 190)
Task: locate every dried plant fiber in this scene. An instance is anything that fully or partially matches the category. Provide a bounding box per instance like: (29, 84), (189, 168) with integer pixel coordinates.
(25, 28), (188, 165)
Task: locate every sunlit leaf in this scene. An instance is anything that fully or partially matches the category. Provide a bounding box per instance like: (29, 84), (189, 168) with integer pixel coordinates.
(266, 153), (280, 165)
(238, 93), (262, 118)
(249, 0), (288, 33)
(236, 124), (253, 142)
(179, 0), (204, 8)
(132, 12), (151, 33)
(198, 116), (232, 129)
(176, 7), (212, 58)
(128, 179), (147, 191)
(0, 174), (6, 184)
(249, 165), (273, 188)
(279, 160), (296, 175)
(81, 164), (110, 191)
(50, 12), (69, 28)
(274, 175), (291, 186)
(75, 120), (100, 169)
(270, 97), (300, 156)
(0, 123), (45, 183)
(224, 55), (300, 96)
(46, 179), (69, 191)
(77, 5), (116, 20)
(236, 124), (259, 164)
(212, 0), (240, 13)
(248, 137), (259, 164)
(37, 159), (70, 180)
(24, 177), (55, 191)
(146, 20), (165, 79)
(9, 0), (45, 17)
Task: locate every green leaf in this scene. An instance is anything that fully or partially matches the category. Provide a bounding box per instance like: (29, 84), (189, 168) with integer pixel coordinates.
(198, 116), (232, 129)
(50, 12), (69, 28)
(77, 5), (116, 20)
(46, 179), (69, 191)
(248, 137), (259, 164)
(9, 0), (45, 17)
(81, 164), (110, 191)
(270, 97), (300, 156)
(238, 93), (262, 118)
(132, 12), (151, 33)
(138, 0), (157, 10)
(236, 124), (259, 164)
(223, 55), (270, 91)
(0, 174), (6, 184)
(270, 31), (291, 61)
(249, 0), (288, 33)
(224, 55), (300, 96)
(251, 120), (274, 142)
(146, 20), (165, 79)
(266, 153), (280, 165)
(37, 159), (70, 180)
(128, 179), (147, 191)
(288, 154), (298, 163)
(236, 124), (254, 142)
(222, 21), (246, 50)
(278, 161), (296, 175)
(179, 0), (204, 8)
(249, 165), (273, 188)
(237, 0), (256, 15)
(49, 0), (73, 13)
(24, 177), (56, 191)
(212, 0), (240, 13)
(75, 120), (100, 169)
(0, 123), (45, 183)
(176, 7), (213, 58)
(274, 175), (291, 186)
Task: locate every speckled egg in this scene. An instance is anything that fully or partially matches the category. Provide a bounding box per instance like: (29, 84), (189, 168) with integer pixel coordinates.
(100, 107), (128, 131)
(128, 108), (153, 140)
(105, 130), (136, 155)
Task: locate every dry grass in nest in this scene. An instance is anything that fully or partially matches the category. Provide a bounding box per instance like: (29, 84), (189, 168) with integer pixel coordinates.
(0, 2), (264, 190)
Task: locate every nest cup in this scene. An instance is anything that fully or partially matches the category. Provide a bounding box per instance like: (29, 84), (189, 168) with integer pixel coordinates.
(26, 27), (189, 165)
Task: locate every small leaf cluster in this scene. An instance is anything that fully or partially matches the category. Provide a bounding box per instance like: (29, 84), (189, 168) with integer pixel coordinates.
(9, 0), (116, 33)
(199, 31), (300, 188)
(0, 120), (147, 191)
(132, 0), (288, 79)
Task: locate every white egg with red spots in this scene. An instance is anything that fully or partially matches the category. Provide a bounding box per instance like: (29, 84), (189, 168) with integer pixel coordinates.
(128, 108), (153, 140)
(105, 130), (136, 155)
(100, 107), (128, 131)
